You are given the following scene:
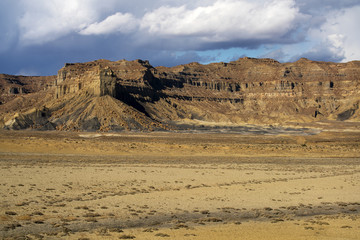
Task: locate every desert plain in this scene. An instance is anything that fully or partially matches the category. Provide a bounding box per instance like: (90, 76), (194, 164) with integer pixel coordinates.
(1, 122), (360, 240)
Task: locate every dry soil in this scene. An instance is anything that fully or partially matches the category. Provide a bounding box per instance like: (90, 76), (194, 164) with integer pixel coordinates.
(0, 126), (359, 239)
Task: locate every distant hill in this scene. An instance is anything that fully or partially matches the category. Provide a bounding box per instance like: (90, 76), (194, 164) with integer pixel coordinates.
(1, 57), (360, 131)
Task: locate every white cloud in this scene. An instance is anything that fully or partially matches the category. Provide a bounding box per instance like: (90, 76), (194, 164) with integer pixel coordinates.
(16, 0), (306, 49)
(307, 6), (360, 62)
(140, 0), (303, 42)
(80, 12), (138, 35)
(3, 0), (359, 75)
(18, 0), (117, 45)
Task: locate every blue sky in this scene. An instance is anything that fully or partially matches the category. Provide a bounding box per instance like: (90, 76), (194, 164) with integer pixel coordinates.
(0, 0), (360, 76)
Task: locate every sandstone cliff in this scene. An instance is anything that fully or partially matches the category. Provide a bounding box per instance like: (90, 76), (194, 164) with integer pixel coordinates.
(1, 57), (359, 131)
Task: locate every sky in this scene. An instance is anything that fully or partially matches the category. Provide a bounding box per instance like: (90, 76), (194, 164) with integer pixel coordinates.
(0, 0), (360, 76)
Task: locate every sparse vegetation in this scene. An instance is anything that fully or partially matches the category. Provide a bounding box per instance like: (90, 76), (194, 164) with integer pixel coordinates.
(0, 130), (359, 239)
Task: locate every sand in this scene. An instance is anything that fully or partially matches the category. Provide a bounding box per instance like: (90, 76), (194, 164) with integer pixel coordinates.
(0, 128), (359, 239)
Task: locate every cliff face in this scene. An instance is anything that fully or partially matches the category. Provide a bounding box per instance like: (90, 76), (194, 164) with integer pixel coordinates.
(1, 57), (360, 131)
(150, 58), (360, 124)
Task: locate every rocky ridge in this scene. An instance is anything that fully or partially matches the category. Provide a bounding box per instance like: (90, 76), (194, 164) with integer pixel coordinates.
(1, 57), (360, 131)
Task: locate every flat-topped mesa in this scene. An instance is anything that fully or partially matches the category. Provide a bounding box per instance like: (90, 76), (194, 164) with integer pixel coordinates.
(54, 58), (360, 121)
(150, 58), (360, 123)
(55, 58), (360, 101)
(2, 57), (360, 131)
(56, 64), (115, 98)
(55, 59), (155, 99)
(160, 57), (360, 97)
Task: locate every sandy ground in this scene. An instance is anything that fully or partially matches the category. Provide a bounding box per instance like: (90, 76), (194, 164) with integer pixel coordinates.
(0, 128), (359, 239)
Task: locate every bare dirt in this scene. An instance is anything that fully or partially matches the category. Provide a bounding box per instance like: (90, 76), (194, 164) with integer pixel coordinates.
(1, 125), (359, 239)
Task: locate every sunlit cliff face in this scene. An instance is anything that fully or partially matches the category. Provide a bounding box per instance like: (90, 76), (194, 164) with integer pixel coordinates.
(2, 57), (360, 131)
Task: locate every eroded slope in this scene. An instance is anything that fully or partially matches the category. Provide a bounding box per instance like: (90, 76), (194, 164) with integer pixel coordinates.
(1, 58), (360, 131)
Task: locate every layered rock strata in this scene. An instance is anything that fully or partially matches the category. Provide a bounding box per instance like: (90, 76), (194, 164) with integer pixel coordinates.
(1, 57), (360, 131)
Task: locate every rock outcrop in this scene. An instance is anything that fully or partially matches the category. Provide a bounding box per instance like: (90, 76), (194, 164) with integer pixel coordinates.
(1, 57), (360, 131)
(151, 57), (360, 124)
(0, 74), (55, 103)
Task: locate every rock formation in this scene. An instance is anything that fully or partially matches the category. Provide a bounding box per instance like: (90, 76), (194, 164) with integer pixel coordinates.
(1, 57), (360, 131)
(0, 74), (55, 103)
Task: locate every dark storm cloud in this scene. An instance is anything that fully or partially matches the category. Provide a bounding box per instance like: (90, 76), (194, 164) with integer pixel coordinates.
(0, 1), (21, 54)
